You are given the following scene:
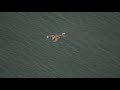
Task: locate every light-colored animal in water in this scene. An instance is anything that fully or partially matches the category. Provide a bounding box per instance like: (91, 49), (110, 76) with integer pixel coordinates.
(47, 33), (65, 42)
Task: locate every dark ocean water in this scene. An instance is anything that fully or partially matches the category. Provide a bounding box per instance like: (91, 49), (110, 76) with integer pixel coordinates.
(0, 12), (120, 78)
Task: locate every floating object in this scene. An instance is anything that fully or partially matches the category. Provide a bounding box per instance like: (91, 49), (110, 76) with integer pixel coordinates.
(47, 33), (65, 42)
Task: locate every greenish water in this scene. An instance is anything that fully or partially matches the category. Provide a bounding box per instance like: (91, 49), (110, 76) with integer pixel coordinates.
(0, 12), (120, 78)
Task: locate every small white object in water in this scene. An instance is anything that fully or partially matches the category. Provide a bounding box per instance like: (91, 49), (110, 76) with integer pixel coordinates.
(46, 33), (66, 42)
(62, 33), (65, 35)
(62, 33), (65, 37)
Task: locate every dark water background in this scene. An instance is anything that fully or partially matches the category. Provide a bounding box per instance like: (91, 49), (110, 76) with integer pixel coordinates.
(0, 12), (120, 78)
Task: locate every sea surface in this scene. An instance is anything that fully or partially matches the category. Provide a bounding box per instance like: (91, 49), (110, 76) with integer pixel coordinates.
(0, 12), (120, 78)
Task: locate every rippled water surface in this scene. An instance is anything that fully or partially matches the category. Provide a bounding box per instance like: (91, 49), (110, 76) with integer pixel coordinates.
(0, 12), (120, 78)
